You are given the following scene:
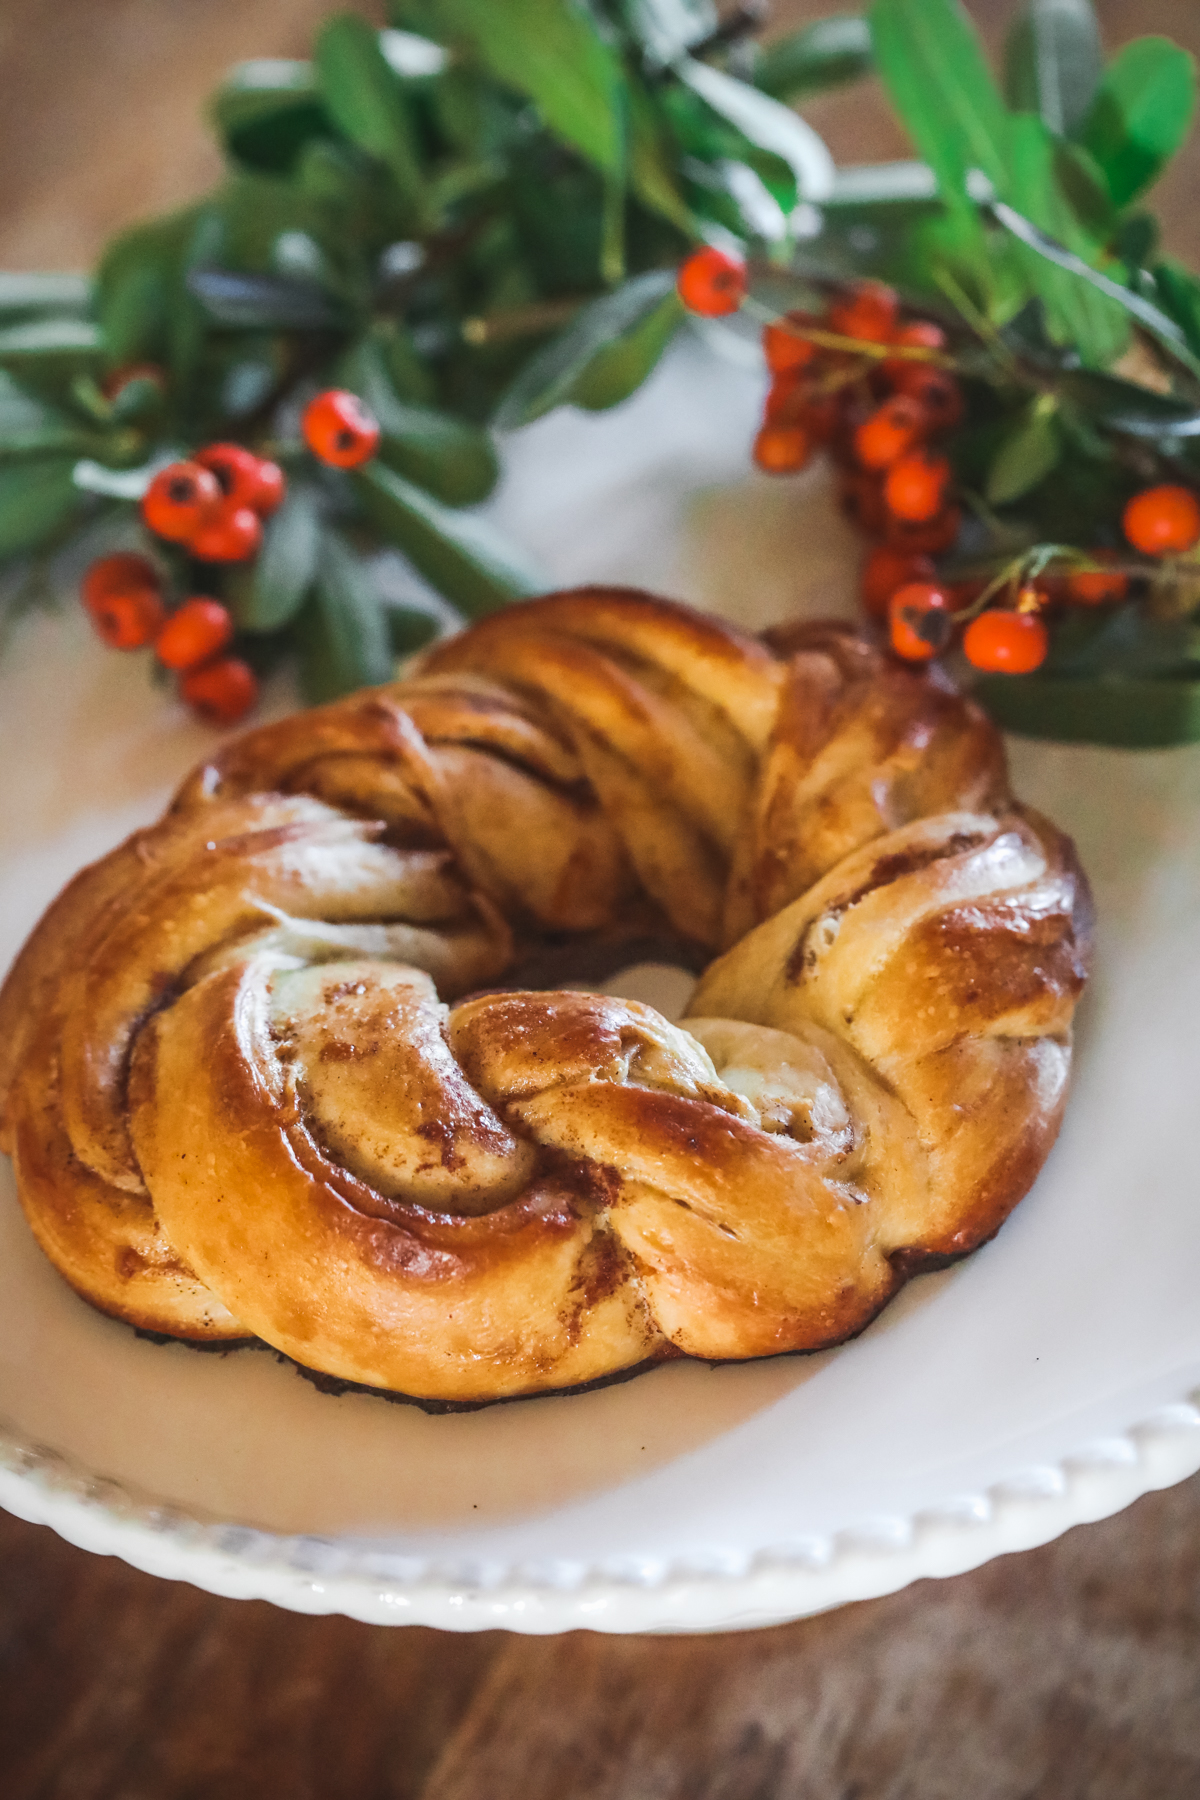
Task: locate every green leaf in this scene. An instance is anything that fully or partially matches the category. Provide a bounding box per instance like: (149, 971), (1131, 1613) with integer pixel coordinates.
(1081, 36), (1197, 208)
(0, 317), (104, 377)
(341, 336), (498, 502)
(985, 405), (1062, 504)
(625, 73), (693, 232)
(185, 266), (343, 331)
(0, 274), (91, 319)
(439, 0), (625, 176)
(0, 371), (64, 433)
(296, 528), (395, 703)
(1153, 258), (1200, 356)
(232, 484), (322, 632)
(674, 56), (835, 202)
(211, 59), (333, 174)
(1004, 0), (1102, 138)
(1056, 366), (1200, 437)
(371, 405), (497, 503)
(374, 321), (438, 405)
(377, 405), (498, 506)
(869, 0), (1009, 213)
(0, 459), (83, 559)
(1004, 115), (1129, 366)
(755, 16), (874, 103)
(95, 208), (206, 371)
(386, 604), (442, 656)
(975, 671), (1200, 746)
(987, 186), (1200, 375)
(314, 16), (429, 224)
(352, 461), (545, 617)
(572, 289), (684, 411)
(0, 425), (104, 464)
(494, 271), (680, 428)
(213, 170), (337, 277)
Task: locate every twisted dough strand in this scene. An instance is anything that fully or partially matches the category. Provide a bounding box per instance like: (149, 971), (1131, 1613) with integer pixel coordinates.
(0, 590), (1091, 1398)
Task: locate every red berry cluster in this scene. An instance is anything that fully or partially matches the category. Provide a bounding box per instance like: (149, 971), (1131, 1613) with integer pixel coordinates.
(81, 556), (256, 723)
(888, 482), (1200, 675)
(142, 444), (284, 563)
(677, 251), (1200, 681)
(753, 283), (963, 559)
(81, 388), (383, 725)
(888, 581), (1051, 674)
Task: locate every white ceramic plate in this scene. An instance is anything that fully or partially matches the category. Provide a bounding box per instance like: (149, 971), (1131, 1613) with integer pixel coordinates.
(3, 341), (1200, 1634)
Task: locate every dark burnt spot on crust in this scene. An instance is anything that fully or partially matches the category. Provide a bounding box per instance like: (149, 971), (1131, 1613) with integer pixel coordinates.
(887, 1242), (978, 1279)
(786, 830), (990, 983)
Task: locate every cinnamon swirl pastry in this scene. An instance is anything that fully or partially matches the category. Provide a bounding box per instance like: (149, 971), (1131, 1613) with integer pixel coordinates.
(0, 591), (1091, 1400)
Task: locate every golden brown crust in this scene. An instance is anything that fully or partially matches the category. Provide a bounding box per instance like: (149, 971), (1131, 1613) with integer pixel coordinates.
(0, 588), (1092, 1400)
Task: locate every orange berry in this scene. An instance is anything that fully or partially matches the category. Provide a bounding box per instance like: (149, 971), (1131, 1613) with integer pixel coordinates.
(764, 372), (804, 423)
(854, 395), (928, 471)
(763, 313), (817, 375)
(190, 502), (263, 564)
(302, 388), (381, 468)
(1122, 484), (1200, 557)
(81, 552), (160, 614)
(196, 443), (286, 517)
(962, 611), (1049, 674)
(142, 461), (222, 544)
(889, 581), (952, 661)
(890, 364), (963, 430)
(884, 448), (951, 523)
(860, 546), (936, 620)
(753, 423), (811, 474)
(155, 598), (235, 672)
(87, 586), (166, 650)
(249, 458), (286, 516)
(677, 247), (746, 317)
(882, 321), (946, 382)
(1066, 557), (1128, 606)
(884, 505), (963, 555)
(180, 655), (259, 724)
(829, 281), (899, 344)
(796, 386), (842, 445)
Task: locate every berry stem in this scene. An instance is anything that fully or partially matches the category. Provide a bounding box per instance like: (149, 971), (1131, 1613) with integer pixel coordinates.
(742, 297), (960, 369)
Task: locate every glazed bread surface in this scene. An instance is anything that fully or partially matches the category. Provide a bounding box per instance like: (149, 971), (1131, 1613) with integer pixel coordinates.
(0, 590), (1091, 1400)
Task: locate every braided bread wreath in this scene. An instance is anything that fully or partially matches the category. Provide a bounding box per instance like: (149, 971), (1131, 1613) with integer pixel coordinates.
(0, 589), (1092, 1405)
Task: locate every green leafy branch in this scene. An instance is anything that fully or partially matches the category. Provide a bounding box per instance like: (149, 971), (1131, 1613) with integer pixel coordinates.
(1, 0), (1199, 746)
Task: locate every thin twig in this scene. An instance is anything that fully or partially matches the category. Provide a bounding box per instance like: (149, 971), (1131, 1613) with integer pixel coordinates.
(461, 296), (592, 346)
(741, 295), (960, 369)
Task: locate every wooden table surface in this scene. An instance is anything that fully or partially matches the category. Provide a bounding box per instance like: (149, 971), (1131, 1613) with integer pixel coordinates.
(2, 2), (1200, 1792)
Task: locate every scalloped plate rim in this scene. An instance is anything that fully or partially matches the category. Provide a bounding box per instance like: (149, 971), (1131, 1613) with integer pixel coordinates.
(2, 1396), (1199, 1633)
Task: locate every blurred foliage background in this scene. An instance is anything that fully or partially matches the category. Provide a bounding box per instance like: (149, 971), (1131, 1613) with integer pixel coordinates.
(1, 0), (1198, 273)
